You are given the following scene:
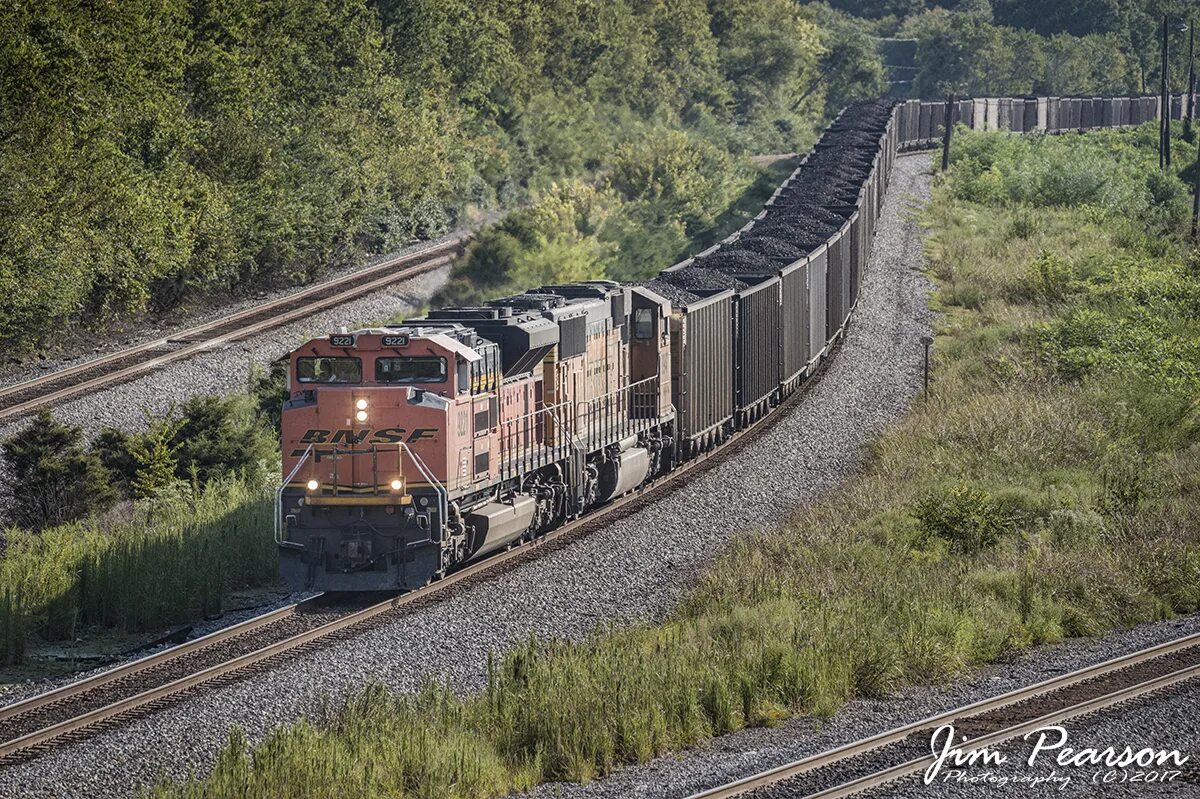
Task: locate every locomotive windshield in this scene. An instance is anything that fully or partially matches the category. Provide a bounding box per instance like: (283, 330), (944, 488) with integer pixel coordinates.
(296, 357), (362, 383)
(375, 356), (447, 384)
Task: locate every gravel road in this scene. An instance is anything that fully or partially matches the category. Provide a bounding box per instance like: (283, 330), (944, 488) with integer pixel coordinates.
(0, 153), (935, 798)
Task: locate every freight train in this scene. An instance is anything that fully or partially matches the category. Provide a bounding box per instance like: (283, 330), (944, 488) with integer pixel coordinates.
(275, 92), (1193, 592)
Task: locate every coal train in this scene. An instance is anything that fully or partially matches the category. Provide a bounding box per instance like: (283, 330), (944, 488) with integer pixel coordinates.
(275, 92), (1192, 592)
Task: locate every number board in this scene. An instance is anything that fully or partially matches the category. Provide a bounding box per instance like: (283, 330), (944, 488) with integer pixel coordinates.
(381, 335), (410, 347)
(329, 334), (355, 347)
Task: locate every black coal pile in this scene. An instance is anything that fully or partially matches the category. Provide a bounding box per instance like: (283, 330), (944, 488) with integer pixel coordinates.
(663, 266), (749, 294)
(730, 235), (805, 262)
(780, 182), (860, 206)
(820, 131), (885, 149)
(762, 202), (848, 225)
(640, 278), (700, 306)
(746, 215), (842, 251)
(695, 248), (779, 276)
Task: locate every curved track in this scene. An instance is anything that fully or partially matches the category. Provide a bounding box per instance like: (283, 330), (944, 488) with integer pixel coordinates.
(687, 633), (1200, 798)
(0, 340), (844, 767)
(0, 237), (466, 423)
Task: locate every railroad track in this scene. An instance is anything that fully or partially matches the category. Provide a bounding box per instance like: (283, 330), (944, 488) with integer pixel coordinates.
(0, 237), (467, 423)
(688, 632), (1200, 799)
(0, 331), (846, 767)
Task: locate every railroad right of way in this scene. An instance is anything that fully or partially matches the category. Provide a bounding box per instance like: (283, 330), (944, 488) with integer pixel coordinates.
(0, 151), (935, 799)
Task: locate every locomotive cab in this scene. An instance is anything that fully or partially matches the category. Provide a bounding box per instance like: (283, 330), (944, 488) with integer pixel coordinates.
(277, 280), (675, 594)
(278, 328), (501, 591)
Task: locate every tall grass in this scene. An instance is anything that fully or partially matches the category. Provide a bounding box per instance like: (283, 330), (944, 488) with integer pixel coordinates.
(0, 476), (277, 664)
(147, 128), (1200, 798)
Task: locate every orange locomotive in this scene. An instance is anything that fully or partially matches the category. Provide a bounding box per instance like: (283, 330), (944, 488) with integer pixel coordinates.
(277, 280), (674, 591)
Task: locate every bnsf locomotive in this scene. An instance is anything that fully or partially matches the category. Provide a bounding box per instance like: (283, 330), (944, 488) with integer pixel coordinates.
(277, 92), (1191, 592)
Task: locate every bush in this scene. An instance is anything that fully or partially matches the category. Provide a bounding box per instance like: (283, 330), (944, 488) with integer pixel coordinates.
(91, 393), (278, 503)
(1, 411), (117, 530)
(913, 483), (1016, 553)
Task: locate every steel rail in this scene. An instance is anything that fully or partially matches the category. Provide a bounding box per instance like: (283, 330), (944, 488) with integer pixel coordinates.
(0, 324), (844, 764)
(687, 632), (1200, 799)
(0, 237), (466, 422)
(808, 663), (1200, 798)
(0, 596), (321, 726)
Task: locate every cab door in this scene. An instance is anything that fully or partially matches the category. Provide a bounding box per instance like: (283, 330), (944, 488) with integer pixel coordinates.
(472, 396), (492, 480)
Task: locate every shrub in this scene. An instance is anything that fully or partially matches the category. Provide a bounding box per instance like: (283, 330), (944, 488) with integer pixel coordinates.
(912, 483), (1016, 553)
(1005, 206), (1039, 241)
(1, 410), (117, 530)
(250, 359), (290, 432)
(172, 394), (276, 486)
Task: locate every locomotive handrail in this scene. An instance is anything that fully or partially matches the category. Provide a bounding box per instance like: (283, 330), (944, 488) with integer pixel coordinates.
(276, 443), (314, 545)
(399, 441), (447, 535)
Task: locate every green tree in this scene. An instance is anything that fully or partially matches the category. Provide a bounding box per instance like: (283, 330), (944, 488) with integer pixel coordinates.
(1, 411), (116, 529)
(129, 410), (184, 500)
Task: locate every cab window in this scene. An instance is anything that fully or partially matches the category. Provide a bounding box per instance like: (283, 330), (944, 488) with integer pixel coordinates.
(375, 356), (447, 384)
(634, 308), (654, 340)
(296, 357), (361, 383)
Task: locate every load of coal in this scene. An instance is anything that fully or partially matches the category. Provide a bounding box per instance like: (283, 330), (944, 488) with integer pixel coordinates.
(819, 130), (885, 148)
(792, 161), (872, 186)
(663, 265), (750, 294)
(758, 203), (848, 227)
(730, 235), (805, 262)
(780, 180), (860, 207)
(785, 170), (863, 193)
(640, 278), (701, 306)
(745, 213), (843, 251)
(807, 152), (875, 174)
(695, 247), (780, 276)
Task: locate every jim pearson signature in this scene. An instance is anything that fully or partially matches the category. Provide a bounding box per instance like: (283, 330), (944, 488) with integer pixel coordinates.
(924, 724), (1190, 787)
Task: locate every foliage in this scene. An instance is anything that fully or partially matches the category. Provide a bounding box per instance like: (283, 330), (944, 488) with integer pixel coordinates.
(0, 0), (456, 348)
(0, 0), (843, 349)
(943, 123), (1193, 231)
(913, 482), (1017, 552)
(901, 9), (1138, 96)
(250, 360), (291, 432)
(0, 476), (276, 665)
(805, 5), (891, 117)
(1, 411), (117, 530)
(129, 410), (185, 500)
(148, 123), (1200, 799)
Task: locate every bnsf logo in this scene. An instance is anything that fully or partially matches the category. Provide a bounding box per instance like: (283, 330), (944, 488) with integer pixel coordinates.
(298, 428), (438, 445)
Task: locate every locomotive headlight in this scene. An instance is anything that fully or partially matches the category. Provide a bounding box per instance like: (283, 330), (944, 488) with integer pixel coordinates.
(355, 409), (369, 422)
(306, 479), (320, 491)
(390, 478), (403, 491)
(355, 399), (368, 411)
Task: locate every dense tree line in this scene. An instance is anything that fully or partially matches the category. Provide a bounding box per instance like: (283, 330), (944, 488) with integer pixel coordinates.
(0, 0), (840, 350)
(4, 1), (1188, 350)
(829, 0), (1200, 97)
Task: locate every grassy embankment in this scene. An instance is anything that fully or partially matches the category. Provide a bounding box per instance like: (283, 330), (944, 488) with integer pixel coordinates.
(145, 126), (1200, 797)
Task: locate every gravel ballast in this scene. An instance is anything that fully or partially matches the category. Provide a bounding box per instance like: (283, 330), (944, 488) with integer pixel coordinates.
(515, 617), (1200, 799)
(0, 259), (450, 443)
(865, 675), (1200, 799)
(2, 154), (937, 798)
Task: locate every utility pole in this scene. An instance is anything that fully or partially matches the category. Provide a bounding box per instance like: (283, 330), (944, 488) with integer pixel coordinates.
(1163, 15), (1172, 170)
(941, 95), (954, 172)
(1193, 137), (1200, 239)
(1187, 20), (1196, 139)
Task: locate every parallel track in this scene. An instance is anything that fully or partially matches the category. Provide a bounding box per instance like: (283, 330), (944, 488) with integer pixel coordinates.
(0, 237), (467, 423)
(0, 335), (844, 766)
(688, 633), (1200, 799)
